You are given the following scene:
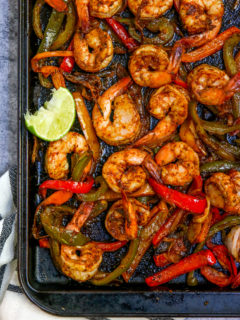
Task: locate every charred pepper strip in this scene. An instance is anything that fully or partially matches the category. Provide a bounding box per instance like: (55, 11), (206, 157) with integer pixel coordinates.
(122, 201), (169, 282)
(91, 241), (128, 252)
(90, 238), (140, 285)
(152, 208), (185, 247)
(187, 215), (240, 286)
(78, 177), (108, 202)
(149, 178), (207, 214)
(201, 120), (240, 135)
(50, 2), (76, 50)
(200, 161), (240, 174)
(182, 27), (240, 63)
(40, 205), (89, 246)
(71, 152), (92, 182)
(32, 51), (74, 73)
(145, 249), (216, 287)
(73, 91), (101, 163)
(44, 0), (68, 12)
(39, 176), (94, 194)
(189, 100), (236, 161)
(105, 18), (139, 51)
(33, 0), (45, 39)
(223, 34), (240, 118)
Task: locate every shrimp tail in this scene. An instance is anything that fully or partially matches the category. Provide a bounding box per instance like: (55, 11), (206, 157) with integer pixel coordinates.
(143, 154), (162, 183)
(168, 41), (185, 75)
(121, 190), (138, 240)
(76, 0), (90, 33)
(224, 71), (240, 101)
(173, 0), (180, 12)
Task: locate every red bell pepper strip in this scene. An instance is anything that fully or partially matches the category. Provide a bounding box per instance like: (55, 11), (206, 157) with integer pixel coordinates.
(60, 40), (75, 73)
(39, 238), (50, 248)
(145, 249), (216, 287)
(173, 76), (188, 89)
(91, 241), (128, 252)
(200, 266), (233, 287)
(182, 27), (240, 63)
(149, 178), (207, 214)
(105, 18), (139, 51)
(154, 253), (170, 267)
(173, 0), (180, 12)
(44, 0), (68, 12)
(152, 208), (185, 246)
(188, 175), (203, 195)
(39, 177), (94, 195)
(232, 272), (240, 289)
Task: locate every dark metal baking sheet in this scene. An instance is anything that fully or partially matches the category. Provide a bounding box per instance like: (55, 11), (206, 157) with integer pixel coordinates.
(18, 0), (240, 316)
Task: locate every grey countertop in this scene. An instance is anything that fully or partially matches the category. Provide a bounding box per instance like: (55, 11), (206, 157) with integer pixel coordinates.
(0, 0), (18, 176)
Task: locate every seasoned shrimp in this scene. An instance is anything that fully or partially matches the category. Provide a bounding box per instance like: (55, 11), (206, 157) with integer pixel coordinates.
(105, 198), (152, 241)
(155, 141), (200, 186)
(128, 0), (173, 19)
(134, 84), (189, 147)
(74, 28), (113, 72)
(60, 243), (103, 282)
(102, 148), (148, 193)
(205, 171), (240, 214)
(179, 0), (224, 48)
(92, 77), (141, 146)
(129, 45), (172, 88)
(45, 132), (89, 180)
(187, 64), (240, 106)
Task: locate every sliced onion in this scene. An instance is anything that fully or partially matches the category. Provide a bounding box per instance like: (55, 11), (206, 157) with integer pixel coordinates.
(225, 226), (240, 261)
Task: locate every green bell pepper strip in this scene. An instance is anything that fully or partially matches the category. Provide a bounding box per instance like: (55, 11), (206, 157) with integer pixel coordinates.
(33, 0), (45, 39)
(90, 238), (140, 285)
(37, 9), (65, 88)
(49, 238), (62, 272)
(187, 215), (240, 286)
(77, 176), (108, 201)
(71, 152), (92, 182)
(189, 100), (236, 161)
(223, 34), (240, 118)
(85, 200), (108, 225)
(200, 161), (240, 174)
(201, 120), (240, 135)
(41, 206), (89, 246)
(50, 1), (76, 50)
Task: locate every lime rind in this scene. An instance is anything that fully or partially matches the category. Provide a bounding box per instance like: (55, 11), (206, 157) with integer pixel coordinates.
(25, 87), (76, 141)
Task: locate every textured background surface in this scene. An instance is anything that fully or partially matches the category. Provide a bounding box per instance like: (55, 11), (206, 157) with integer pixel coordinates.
(0, 0), (18, 176)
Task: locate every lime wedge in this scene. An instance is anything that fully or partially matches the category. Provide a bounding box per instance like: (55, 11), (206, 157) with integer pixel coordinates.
(25, 87), (76, 141)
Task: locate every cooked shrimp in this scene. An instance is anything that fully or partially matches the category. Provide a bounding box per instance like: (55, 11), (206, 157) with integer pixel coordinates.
(129, 45), (172, 88)
(178, 0), (224, 48)
(205, 171), (240, 214)
(60, 243), (103, 282)
(187, 64), (236, 106)
(90, 0), (123, 18)
(155, 141), (200, 186)
(92, 77), (141, 145)
(102, 148), (148, 193)
(128, 0), (173, 19)
(134, 84), (189, 147)
(74, 28), (113, 73)
(105, 198), (152, 241)
(45, 132), (89, 180)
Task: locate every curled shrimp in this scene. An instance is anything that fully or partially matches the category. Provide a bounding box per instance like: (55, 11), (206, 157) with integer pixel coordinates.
(102, 148), (148, 193)
(134, 84), (189, 147)
(205, 171), (240, 214)
(187, 64), (240, 105)
(73, 28), (113, 72)
(92, 77), (141, 146)
(105, 198), (152, 241)
(45, 132), (89, 180)
(128, 0), (173, 19)
(168, 0), (224, 74)
(155, 141), (200, 186)
(178, 0), (224, 48)
(129, 45), (172, 88)
(60, 243), (103, 282)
